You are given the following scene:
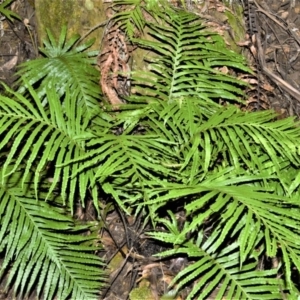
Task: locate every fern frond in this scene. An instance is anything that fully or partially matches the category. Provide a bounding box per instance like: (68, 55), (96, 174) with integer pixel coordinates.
(0, 168), (106, 300)
(196, 106), (300, 173)
(172, 242), (290, 300)
(111, 0), (164, 38)
(145, 175), (300, 295)
(112, 0), (145, 38)
(119, 97), (300, 295)
(16, 26), (101, 118)
(0, 83), (105, 212)
(130, 7), (251, 107)
(148, 212), (299, 299)
(0, 0), (20, 21)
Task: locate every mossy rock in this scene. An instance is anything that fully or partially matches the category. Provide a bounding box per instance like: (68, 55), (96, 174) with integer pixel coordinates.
(34, 0), (107, 49)
(129, 285), (155, 300)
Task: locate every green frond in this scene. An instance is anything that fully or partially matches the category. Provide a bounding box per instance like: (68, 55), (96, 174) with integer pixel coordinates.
(0, 83), (104, 212)
(196, 107), (300, 174)
(85, 94), (300, 220)
(171, 182), (300, 290)
(149, 214), (298, 299)
(16, 26), (101, 118)
(130, 7), (251, 107)
(113, 0), (145, 38)
(1, 2), (299, 298)
(112, 0), (164, 37)
(0, 0), (21, 21)
(0, 169), (106, 299)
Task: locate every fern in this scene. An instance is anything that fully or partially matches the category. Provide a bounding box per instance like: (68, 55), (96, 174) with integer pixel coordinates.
(0, 26), (111, 298)
(0, 81), (106, 213)
(1, 1), (300, 299)
(16, 26), (100, 118)
(0, 167), (105, 299)
(0, 0), (20, 21)
(148, 211), (294, 299)
(111, 0), (163, 38)
(129, 7), (251, 106)
(110, 3), (300, 298)
(150, 217), (294, 299)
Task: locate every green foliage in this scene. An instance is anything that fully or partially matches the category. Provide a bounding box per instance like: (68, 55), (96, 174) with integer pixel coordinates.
(0, 81), (103, 212)
(0, 0), (20, 21)
(0, 1), (300, 299)
(111, 0), (164, 38)
(130, 7), (251, 105)
(148, 211), (286, 299)
(0, 27), (108, 299)
(0, 167), (106, 299)
(111, 2), (300, 299)
(16, 25), (100, 118)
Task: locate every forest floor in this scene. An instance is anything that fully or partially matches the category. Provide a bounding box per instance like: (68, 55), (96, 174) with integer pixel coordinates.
(0, 0), (300, 299)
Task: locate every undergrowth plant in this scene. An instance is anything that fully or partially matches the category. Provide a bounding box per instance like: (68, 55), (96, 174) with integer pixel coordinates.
(0, 0), (20, 22)
(0, 0), (300, 299)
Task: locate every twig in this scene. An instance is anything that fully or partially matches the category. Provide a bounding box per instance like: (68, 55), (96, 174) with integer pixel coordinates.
(75, 21), (107, 45)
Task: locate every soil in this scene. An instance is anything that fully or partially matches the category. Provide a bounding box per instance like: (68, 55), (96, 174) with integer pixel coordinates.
(0, 0), (37, 87)
(0, 0), (300, 299)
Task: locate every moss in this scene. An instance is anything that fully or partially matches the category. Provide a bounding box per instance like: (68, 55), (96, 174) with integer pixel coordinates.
(35, 0), (76, 40)
(129, 286), (155, 300)
(35, 0), (107, 50)
(224, 3), (246, 53)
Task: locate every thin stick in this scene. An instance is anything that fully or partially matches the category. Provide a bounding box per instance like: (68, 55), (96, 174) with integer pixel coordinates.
(75, 21), (107, 46)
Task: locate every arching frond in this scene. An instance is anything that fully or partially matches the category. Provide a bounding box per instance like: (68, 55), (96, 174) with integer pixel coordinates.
(0, 82), (108, 212)
(0, 168), (106, 299)
(130, 7), (251, 107)
(148, 212), (300, 299)
(16, 26), (100, 118)
(195, 106), (300, 177)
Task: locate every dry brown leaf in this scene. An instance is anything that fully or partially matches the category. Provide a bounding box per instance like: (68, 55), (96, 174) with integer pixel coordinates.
(262, 82), (274, 91)
(0, 52), (18, 71)
(161, 274), (173, 285)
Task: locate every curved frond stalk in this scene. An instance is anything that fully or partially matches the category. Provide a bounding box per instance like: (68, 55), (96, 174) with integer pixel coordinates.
(0, 169), (106, 300)
(16, 25), (101, 118)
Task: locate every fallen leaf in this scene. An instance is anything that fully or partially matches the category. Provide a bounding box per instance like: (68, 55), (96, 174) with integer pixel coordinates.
(0, 52), (18, 71)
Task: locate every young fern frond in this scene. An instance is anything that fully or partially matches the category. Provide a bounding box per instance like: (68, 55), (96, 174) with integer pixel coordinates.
(0, 168), (106, 300)
(111, 0), (164, 38)
(16, 26), (100, 118)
